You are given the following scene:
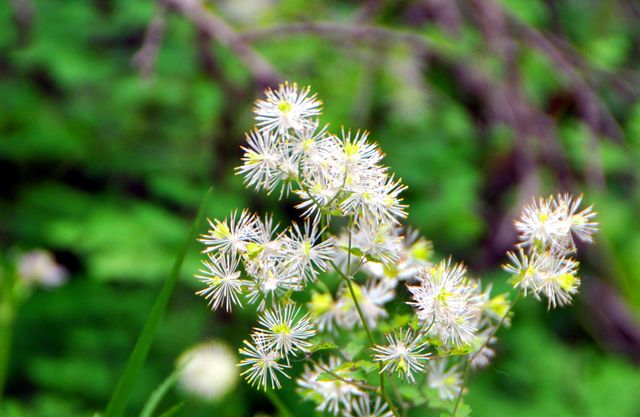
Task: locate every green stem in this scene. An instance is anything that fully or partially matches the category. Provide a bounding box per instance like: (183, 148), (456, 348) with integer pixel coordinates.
(450, 292), (522, 417)
(0, 271), (17, 406)
(265, 389), (294, 417)
(0, 309), (13, 405)
(308, 357), (377, 391)
(328, 221), (401, 417)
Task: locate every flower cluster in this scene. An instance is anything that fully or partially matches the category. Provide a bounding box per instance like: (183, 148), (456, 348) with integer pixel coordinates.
(194, 82), (598, 417)
(504, 194), (598, 307)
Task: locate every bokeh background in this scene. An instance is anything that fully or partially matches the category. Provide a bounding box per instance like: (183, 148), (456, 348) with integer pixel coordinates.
(1, 0), (640, 416)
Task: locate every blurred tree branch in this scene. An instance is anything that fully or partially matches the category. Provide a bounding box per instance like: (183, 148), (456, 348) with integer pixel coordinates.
(163, 0), (281, 87)
(133, 1), (168, 79)
(8, 0), (34, 45)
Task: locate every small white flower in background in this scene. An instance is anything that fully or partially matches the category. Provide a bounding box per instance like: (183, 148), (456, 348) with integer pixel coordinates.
(373, 329), (430, 383)
(503, 249), (540, 296)
(469, 329), (496, 369)
(238, 334), (290, 390)
(515, 194), (598, 255)
(505, 193), (597, 308)
(253, 304), (316, 357)
(254, 81), (322, 135)
(427, 359), (463, 401)
(18, 250), (67, 288)
(349, 395), (393, 417)
(337, 280), (394, 329)
(297, 356), (365, 415)
(558, 194), (598, 244)
(515, 196), (569, 252)
(177, 340), (238, 401)
(307, 291), (339, 332)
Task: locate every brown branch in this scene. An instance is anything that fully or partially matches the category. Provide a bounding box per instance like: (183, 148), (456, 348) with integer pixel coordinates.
(242, 22), (433, 59)
(133, 2), (168, 79)
(164, 0), (280, 87)
(9, 0), (35, 45)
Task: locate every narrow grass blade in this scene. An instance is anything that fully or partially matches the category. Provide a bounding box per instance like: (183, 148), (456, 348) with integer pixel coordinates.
(104, 188), (212, 417)
(138, 365), (183, 417)
(157, 402), (184, 417)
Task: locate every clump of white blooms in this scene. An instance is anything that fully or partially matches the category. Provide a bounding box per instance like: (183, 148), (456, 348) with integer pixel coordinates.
(194, 82), (598, 416)
(504, 194), (598, 308)
(176, 340), (238, 401)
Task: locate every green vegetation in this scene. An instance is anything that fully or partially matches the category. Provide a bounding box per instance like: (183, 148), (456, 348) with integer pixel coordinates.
(1, 0), (639, 416)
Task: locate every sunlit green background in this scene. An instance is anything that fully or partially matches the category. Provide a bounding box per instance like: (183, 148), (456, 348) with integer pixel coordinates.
(1, 0), (640, 416)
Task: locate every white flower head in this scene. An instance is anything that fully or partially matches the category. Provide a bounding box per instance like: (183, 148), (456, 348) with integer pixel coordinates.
(515, 196), (570, 251)
(17, 250), (67, 288)
(238, 334), (290, 390)
(349, 219), (403, 266)
(555, 193), (598, 244)
(337, 279), (394, 329)
(196, 252), (247, 312)
(373, 329), (430, 383)
(177, 340), (238, 401)
(307, 291), (340, 333)
(200, 210), (258, 255)
(535, 253), (580, 308)
(253, 304), (316, 357)
(407, 259), (480, 347)
(254, 81), (322, 135)
(349, 395), (393, 417)
(281, 221), (335, 284)
(427, 359), (462, 401)
(504, 249), (581, 308)
(236, 129), (283, 194)
(297, 356), (365, 415)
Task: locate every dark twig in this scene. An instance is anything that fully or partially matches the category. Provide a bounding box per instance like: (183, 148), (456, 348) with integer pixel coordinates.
(133, 2), (168, 78)
(164, 0), (281, 87)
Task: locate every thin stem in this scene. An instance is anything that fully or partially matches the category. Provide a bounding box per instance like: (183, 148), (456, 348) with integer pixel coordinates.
(328, 222), (400, 417)
(0, 310), (13, 405)
(450, 292), (522, 417)
(0, 272), (17, 405)
(307, 357), (378, 392)
(328, 258), (377, 348)
(264, 389), (294, 417)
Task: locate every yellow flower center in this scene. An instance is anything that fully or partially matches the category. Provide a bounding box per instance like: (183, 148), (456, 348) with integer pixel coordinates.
(278, 101), (293, 113)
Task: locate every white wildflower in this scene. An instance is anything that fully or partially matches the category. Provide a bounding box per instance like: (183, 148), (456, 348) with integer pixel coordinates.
(337, 280), (394, 329)
(254, 81), (322, 135)
(297, 356), (365, 415)
(17, 250), (67, 288)
(427, 359), (462, 401)
(177, 340), (237, 401)
(282, 221), (335, 283)
(373, 329), (430, 383)
(407, 260), (481, 347)
(195, 252), (247, 312)
(254, 304), (316, 357)
(349, 395), (393, 417)
(238, 334), (290, 390)
(200, 210), (258, 255)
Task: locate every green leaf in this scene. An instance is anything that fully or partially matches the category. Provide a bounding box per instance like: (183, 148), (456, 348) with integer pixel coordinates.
(138, 366), (183, 417)
(309, 342), (338, 353)
(103, 188), (212, 417)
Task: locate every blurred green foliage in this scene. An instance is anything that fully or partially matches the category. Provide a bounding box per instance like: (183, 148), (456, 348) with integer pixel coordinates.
(1, 0), (639, 416)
